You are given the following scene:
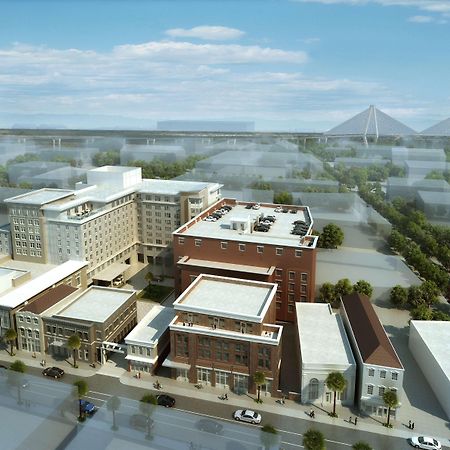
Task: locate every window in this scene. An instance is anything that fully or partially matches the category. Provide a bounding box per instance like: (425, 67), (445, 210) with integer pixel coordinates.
(275, 268), (282, 278)
(234, 343), (248, 365)
(301, 273), (308, 282)
(380, 370), (386, 379)
(301, 284), (307, 293)
(257, 245), (264, 254)
(221, 241), (228, 250)
(295, 249), (303, 258)
(391, 372), (398, 381)
(289, 271), (295, 280)
(288, 304), (294, 313)
(378, 386), (385, 397)
(288, 283), (295, 292)
(288, 293), (295, 302)
(194, 239), (202, 247)
(367, 385), (374, 395)
(239, 243), (246, 252)
(276, 301), (282, 310)
(216, 341), (229, 362)
(309, 378), (319, 400)
(368, 368), (375, 377)
(276, 247), (283, 256)
(258, 346), (271, 369)
(198, 337), (211, 359)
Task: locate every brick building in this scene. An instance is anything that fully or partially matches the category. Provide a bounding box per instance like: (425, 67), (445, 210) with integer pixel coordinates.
(173, 199), (318, 322)
(164, 274), (283, 397)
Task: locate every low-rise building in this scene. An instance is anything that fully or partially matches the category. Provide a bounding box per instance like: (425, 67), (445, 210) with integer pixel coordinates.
(296, 303), (356, 406)
(340, 293), (404, 418)
(164, 274), (283, 397)
(42, 286), (137, 364)
(124, 305), (175, 374)
(409, 320), (450, 420)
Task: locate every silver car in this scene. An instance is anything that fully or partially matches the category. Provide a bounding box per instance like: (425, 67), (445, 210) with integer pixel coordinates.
(233, 409), (262, 424)
(408, 436), (442, 450)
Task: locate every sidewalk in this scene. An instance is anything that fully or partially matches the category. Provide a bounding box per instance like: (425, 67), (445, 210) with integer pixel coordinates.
(3, 348), (449, 446)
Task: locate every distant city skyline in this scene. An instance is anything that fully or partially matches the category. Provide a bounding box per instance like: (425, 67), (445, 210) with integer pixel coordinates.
(0, 0), (449, 131)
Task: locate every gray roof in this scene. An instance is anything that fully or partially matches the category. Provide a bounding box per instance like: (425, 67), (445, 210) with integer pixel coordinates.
(325, 105), (417, 137)
(5, 188), (74, 205)
(417, 190), (450, 205)
(421, 118), (450, 136)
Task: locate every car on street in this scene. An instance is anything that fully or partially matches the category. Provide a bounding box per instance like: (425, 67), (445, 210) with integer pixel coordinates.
(408, 436), (442, 449)
(156, 394), (175, 408)
(130, 414), (154, 431)
(233, 409), (262, 424)
(195, 418), (223, 434)
(79, 399), (97, 416)
(42, 366), (65, 379)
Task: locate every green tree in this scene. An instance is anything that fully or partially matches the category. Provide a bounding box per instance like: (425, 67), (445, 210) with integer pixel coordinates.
(303, 428), (325, 450)
(9, 360), (26, 405)
(274, 191), (293, 205)
(353, 280), (373, 298)
(318, 223), (344, 249)
(353, 442), (373, 450)
(260, 424), (279, 450)
(325, 371), (347, 417)
(253, 371), (266, 403)
(92, 151), (120, 167)
(419, 280), (440, 308)
(140, 393), (157, 440)
(383, 389), (398, 427)
(67, 334), (81, 368)
(319, 282), (336, 305)
(407, 285), (424, 309)
(4, 328), (17, 356)
(432, 310), (450, 321)
(73, 379), (89, 421)
(107, 395), (121, 431)
(410, 305), (434, 321)
(389, 285), (408, 309)
(334, 278), (353, 300)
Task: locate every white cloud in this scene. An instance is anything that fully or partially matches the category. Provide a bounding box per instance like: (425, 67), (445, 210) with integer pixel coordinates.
(165, 25), (245, 41)
(408, 14), (434, 21)
(295, 0), (450, 18)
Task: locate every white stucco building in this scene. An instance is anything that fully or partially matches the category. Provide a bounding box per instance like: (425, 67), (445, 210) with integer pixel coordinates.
(296, 303), (356, 406)
(409, 320), (450, 420)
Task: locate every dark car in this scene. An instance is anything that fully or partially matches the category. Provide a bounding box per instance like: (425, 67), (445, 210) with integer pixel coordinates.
(42, 366), (65, 379)
(195, 418), (223, 434)
(80, 399), (97, 416)
(245, 204), (253, 209)
(130, 414), (154, 431)
(156, 394), (175, 408)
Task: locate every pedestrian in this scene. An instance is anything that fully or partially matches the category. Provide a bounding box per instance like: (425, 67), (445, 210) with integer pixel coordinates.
(408, 420), (412, 429)
(349, 416), (352, 424)
(354, 417), (358, 426)
(412, 422), (415, 430)
(310, 409), (314, 418)
(312, 410), (315, 419)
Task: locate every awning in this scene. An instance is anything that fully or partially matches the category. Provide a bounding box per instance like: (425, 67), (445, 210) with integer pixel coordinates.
(93, 263), (129, 282)
(162, 357), (191, 370)
(125, 355), (157, 364)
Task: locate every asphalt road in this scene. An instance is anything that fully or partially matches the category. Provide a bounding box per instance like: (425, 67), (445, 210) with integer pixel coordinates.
(24, 367), (422, 450)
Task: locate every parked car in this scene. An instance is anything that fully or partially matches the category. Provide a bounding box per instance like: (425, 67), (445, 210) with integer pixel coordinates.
(42, 366), (65, 379)
(80, 399), (97, 416)
(195, 418), (223, 434)
(130, 414), (154, 431)
(156, 394), (175, 408)
(245, 204), (254, 209)
(408, 436), (441, 449)
(274, 207), (282, 213)
(252, 203), (261, 210)
(233, 409), (262, 424)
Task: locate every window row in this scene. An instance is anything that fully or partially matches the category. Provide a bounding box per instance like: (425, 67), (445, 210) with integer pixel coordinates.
(366, 385), (398, 397)
(368, 368), (398, 380)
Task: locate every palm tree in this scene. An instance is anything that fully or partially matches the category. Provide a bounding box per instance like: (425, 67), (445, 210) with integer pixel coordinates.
(353, 442), (373, 450)
(107, 395), (121, 431)
(383, 389), (399, 427)
(260, 424), (279, 450)
(253, 371), (266, 403)
(303, 428), (325, 450)
(325, 371), (346, 417)
(67, 334), (81, 368)
(140, 393), (157, 440)
(4, 328), (17, 356)
(9, 359), (26, 405)
(73, 379), (89, 421)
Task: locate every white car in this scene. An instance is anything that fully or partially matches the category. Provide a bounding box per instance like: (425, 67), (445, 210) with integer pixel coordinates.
(274, 207), (282, 213)
(233, 409), (262, 424)
(408, 436), (442, 450)
(252, 203), (261, 210)
(204, 216), (217, 222)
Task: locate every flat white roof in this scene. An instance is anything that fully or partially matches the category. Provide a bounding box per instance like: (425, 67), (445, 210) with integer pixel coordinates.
(54, 286), (134, 323)
(139, 179), (213, 195)
(125, 305), (175, 346)
(410, 321), (450, 383)
(174, 274), (277, 322)
(0, 260), (87, 309)
(178, 202), (316, 248)
(296, 303), (355, 367)
(5, 188), (73, 205)
(178, 256), (274, 275)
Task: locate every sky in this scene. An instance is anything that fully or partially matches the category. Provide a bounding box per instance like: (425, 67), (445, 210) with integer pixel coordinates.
(0, 0), (449, 131)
